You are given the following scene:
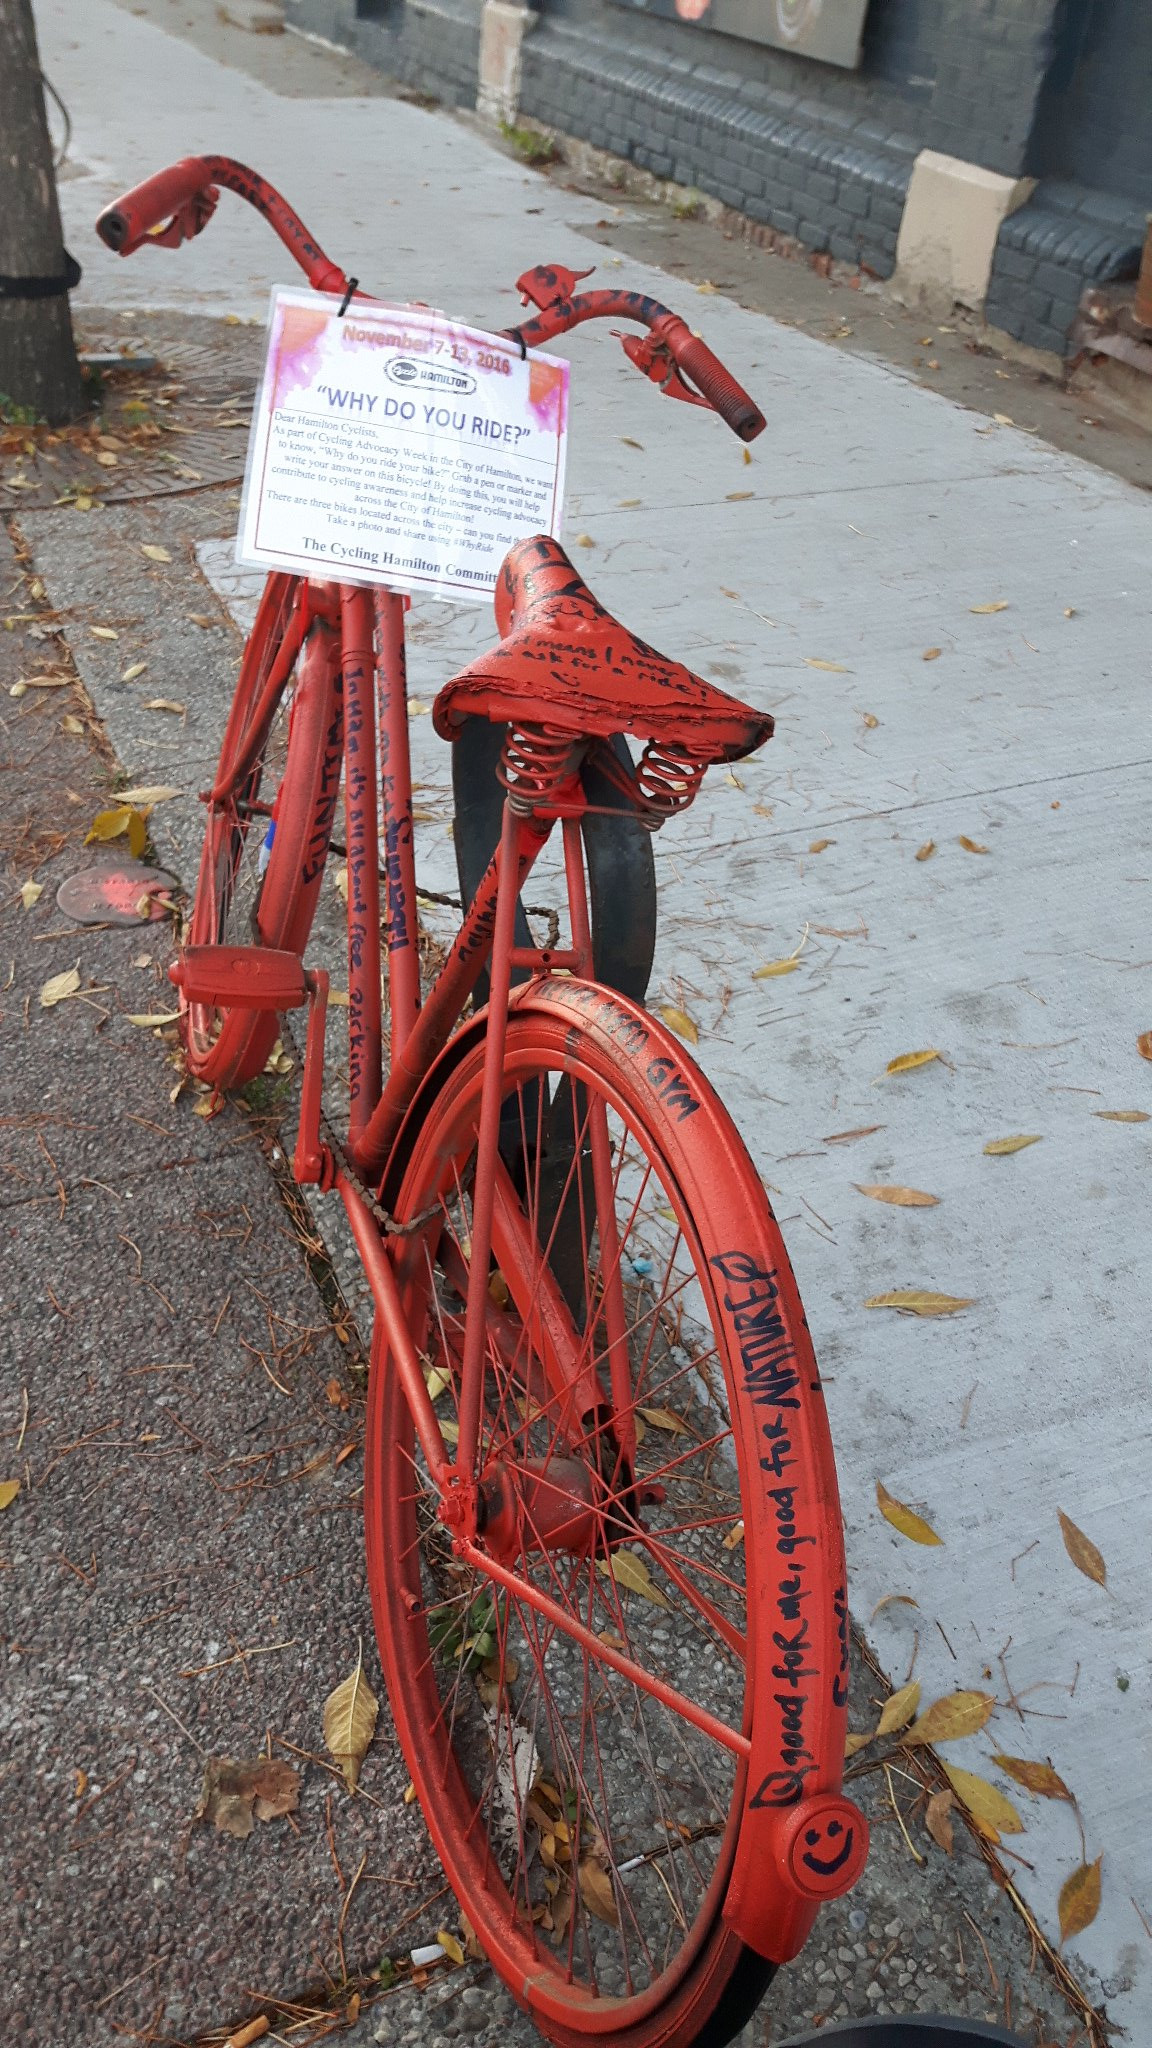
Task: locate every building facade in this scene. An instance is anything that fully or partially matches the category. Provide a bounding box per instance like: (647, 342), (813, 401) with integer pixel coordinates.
(285, 0), (1152, 361)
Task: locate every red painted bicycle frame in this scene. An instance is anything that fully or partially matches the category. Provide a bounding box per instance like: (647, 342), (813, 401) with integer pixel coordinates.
(111, 152), (862, 1968)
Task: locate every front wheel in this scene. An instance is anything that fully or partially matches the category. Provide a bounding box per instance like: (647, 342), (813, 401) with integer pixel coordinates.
(364, 982), (852, 2048)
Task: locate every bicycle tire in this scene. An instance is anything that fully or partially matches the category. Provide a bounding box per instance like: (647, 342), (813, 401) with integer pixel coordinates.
(364, 979), (848, 2048)
(182, 575), (343, 1088)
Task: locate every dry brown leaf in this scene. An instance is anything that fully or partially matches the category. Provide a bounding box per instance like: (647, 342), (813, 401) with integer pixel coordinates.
(1094, 1109), (1150, 1122)
(970, 601), (1009, 614)
(637, 1406), (689, 1436)
(323, 1649), (380, 1790)
(140, 544), (172, 563)
(753, 958), (799, 979)
(876, 1481), (942, 1546)
(60, 713), (84, 736)
(844, 1730), (873, 1758)
(904, 1690), (996, 1747)
(19, 880), (43, 910)
(1058, 1857), (1102, 1944)
(39, 964), (81, 1009)
(125, 1010), (182, 1027)
(1057, 1508), (1106, 1588)
(942, 1764), (1023, 1840)
(983, 1134), (1042, 1156)
(0, 1479), (20, 1511)
(922, 647), (942, 662)
(915, 841), (936, 861)
(577, 1856), (619, 1926)
(804, 657), (849, 673)
(855, 1184), (939, 1208)
(958, 836), (989, 854)
(195, 1756), (300, 1839)
(117, 784), (180, 806)
(870, 1592), (918, 1620)
(886, 1049), (942, 1074)
(597, 1550), (671, 1609)
(659, 1004), (698, 1046)
(866, 1291), (974, 1317)
(992, 1754), (1073, 1802)
(876, 1682), (921, 1737)
(1137, 1031), (1152, 1063)
(89, 624), (119, 640)
(925, 1788), (954, 1854)
(824, 1124), (883, 1145)
(144, 698), (186, 715)
(574, 534), (596, 549)
(809, 838), (834, 854)
(861, 711), (879, 728)
(121, 662), (148, 682)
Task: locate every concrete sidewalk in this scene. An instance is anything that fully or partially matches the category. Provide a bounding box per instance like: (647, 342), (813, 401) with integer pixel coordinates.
(7, 0), (1151, 2035)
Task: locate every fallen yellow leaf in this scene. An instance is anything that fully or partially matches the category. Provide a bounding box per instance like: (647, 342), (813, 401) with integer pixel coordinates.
(922, 647), (942, 661)
(322, 1650), (379, 1792)
(89, 625), (119, 640)
(659, 1004), (698, 1046)
(866, 1291), (973, 1317)
(915, 841), (936, 861)
(1057, 1508), (1106, 1588)
(876, 1682), (921, 1737)
(121, 662), (148, 682)
(844, 1730), (872, 1758)
(942, 1764), (1023, 1838)
(140, 544), (172, 563)
(1058, 1858), (1102, 1944)
(886, 1049), (942, 1074)
(436, 1931), (465, 1967)
(0, 1479), (20, 1511)
(876, 1481), (942, 1545)
(804, 657), (849, 673)
(870, 1592), (919, 1620)
(958, 835), (989, 854)
(126, 1010), (183, 1027)
(1094, 1109), (1149, 1122)
(144, 699), (187, 715)
(1137, 1031), (1152, 1063)
(19, 880), (43, 910)
(86, 806), (149, 859)
(983, 1134), (1042, 1156)
(597, 1550), (671, 1609)
(861, 711), (879, 728)
(970, 601), (1009, 614)
(809, 838), (834, 854)
(855, 1184), (939, 1208)
(904, 1690), (995, 1746)
(39, 964), (81, 1008)
(60, 714), (84, 736)
(753, 958), (799, 979)
(637, 1406), (689, 1435)
(574, 534), (596, 548)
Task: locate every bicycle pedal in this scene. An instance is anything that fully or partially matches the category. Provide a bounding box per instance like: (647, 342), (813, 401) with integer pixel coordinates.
(169, 944), (309, 1012)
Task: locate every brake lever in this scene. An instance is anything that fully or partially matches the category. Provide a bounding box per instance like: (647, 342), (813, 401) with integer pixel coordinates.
(139, 187), (219, 252)
(616, 331), (710, 410)
(516, 262), (595, 313)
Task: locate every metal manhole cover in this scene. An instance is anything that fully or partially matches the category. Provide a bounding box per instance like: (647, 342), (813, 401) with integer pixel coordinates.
(56, 862), (179, 925)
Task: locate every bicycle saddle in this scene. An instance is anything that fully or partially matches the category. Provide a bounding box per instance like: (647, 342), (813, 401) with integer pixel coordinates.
(432, 535), (773, 765)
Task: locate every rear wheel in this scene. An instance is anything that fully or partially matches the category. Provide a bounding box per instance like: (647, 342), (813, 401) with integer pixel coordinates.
(365, 986), (848, 2047)
(181, 574), (343, 1087)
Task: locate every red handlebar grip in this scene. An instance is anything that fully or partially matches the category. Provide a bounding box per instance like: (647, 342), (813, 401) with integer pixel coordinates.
(671, 333), (766, 443)
(96, 157), (216, 252)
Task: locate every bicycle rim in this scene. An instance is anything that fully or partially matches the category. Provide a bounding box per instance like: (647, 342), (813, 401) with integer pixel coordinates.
(364, 993), (842, 2047)
(183, 576), (343, 1086)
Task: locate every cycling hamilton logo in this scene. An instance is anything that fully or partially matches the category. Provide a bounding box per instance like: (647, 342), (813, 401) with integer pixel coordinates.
(386, 356), (476, 395)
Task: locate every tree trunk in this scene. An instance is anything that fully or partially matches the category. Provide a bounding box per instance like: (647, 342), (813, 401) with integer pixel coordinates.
(0, 0), (85, 423)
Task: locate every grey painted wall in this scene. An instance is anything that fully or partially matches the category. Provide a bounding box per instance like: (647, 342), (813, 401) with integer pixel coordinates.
(1028, 0), (1152, 205)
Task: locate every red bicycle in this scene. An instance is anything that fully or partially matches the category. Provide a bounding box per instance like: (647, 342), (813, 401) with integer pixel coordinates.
(98, 158), (866, 2048)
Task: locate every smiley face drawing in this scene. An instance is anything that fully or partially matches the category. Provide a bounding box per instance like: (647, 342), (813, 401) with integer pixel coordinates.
(782, 1795), (868, 1900)
(801, 1814), (854, 1878)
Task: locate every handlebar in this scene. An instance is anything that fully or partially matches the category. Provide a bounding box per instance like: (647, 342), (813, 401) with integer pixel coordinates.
(95, 158), (765, 443)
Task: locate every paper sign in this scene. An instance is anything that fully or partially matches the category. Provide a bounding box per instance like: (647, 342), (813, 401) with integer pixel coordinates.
(236, 290), (569, 603)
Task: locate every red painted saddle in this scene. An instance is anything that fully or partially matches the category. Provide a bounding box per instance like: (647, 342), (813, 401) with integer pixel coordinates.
(433, 535), (773, 766)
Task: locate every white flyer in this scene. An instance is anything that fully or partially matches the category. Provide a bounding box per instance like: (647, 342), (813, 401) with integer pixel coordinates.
(237, 289), (570, 602)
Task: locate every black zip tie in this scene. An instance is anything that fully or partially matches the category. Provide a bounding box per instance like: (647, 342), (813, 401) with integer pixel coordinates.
(510, 327), (527, 360)
(0, 251), (81, 301)
(337, 276), (359, 317)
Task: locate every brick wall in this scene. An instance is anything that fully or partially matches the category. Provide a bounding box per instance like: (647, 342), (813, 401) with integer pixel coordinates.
(1028, 0), (1152, 206)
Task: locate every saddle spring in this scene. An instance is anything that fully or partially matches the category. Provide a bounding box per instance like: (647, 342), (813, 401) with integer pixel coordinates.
(499, 722), (581, 813)
(634, 740), (709, 824)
